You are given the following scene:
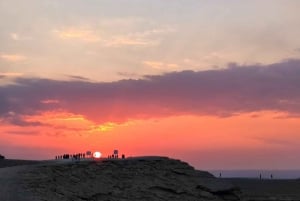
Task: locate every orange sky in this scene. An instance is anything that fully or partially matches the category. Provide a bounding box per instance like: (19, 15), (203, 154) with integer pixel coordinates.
(1, 110), (300, 169)
(1, 60), (300, 169)
(1, 1), (300, 170)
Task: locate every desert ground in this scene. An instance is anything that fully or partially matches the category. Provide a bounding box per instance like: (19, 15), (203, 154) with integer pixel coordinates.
(1, 157), (300, 201)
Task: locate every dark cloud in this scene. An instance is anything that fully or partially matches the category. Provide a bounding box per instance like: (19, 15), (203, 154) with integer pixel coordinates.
(1, 59), (300, 126)
(6, 130), (37, 135)
(66, 75), (91, 81)
(0, 112), (43, 127)
(117, 72), (141, 78)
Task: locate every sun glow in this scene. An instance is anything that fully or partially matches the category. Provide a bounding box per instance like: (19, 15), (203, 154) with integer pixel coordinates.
(93, 151), (102, 159)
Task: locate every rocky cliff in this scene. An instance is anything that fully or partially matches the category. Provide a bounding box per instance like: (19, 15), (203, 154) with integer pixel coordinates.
(22, 156), (241, 201)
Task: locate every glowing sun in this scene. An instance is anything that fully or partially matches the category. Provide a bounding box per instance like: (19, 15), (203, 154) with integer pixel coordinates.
(93, 151), (102, 159)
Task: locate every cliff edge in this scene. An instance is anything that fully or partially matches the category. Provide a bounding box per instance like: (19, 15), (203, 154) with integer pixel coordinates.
(22, 156), (240, 201)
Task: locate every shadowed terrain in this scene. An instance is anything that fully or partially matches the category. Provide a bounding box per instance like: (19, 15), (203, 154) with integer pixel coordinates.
(0, 159), (41, 168)
(1, 157), (300, 201)
(227, 178), (300, 201)
(21, 157), (240, 201)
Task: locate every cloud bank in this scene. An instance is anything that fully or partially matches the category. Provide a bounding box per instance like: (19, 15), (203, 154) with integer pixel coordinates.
(1, 59), (300, 126)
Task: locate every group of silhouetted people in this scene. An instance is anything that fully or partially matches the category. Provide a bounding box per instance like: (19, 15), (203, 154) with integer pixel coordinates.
(218, 172), (274, 179)
(107, 154), (125, 159)
(259, 173), (273, 180)
(55, 152), (126, 160)
(55, 153), (86, 160)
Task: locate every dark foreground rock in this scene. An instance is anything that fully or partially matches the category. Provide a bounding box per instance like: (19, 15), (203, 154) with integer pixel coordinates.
(227, 178), (300, 201)
(0, 159), (41, 168)
(22, 156), (241, 201)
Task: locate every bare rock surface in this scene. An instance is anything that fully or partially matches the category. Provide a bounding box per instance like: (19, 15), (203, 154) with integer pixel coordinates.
(22, 156), (241, 201)
(0, 165), (35, 201)
(0, 159), (40, 168)
(2, 157), (300, 201)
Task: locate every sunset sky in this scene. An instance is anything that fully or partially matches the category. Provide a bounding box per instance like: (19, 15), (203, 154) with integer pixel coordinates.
(1, 0), (300, 170)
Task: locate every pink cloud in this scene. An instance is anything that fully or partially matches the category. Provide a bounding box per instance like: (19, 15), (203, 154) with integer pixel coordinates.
(1, 59), (300, 126)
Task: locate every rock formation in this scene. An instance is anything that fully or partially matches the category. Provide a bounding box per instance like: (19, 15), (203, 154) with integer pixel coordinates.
(22, 156), (241, 201)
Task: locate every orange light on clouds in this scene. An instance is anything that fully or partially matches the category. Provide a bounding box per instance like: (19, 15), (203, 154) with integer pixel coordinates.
(18, 111), (135, 138)
(1, 111), (300, 169)
(0, 54), (27, 62)
(53, 28), (101, 42)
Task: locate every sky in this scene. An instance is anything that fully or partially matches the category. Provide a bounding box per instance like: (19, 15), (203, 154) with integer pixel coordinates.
(1, 0), (300, 170)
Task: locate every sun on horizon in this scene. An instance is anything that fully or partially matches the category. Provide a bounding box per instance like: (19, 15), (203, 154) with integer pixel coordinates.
(1, 0), (300, 170)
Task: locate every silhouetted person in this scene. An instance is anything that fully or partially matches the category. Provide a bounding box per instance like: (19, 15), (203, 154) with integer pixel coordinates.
(271, 174), (273, 179)
(259, 174), (262, 180)
(219, 173), (222, 178)
(122, 154), (125, 159)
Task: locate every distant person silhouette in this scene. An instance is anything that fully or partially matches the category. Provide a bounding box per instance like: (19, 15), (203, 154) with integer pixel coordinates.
(271, 174), (273, 179)
(259, 174), (262, 180)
